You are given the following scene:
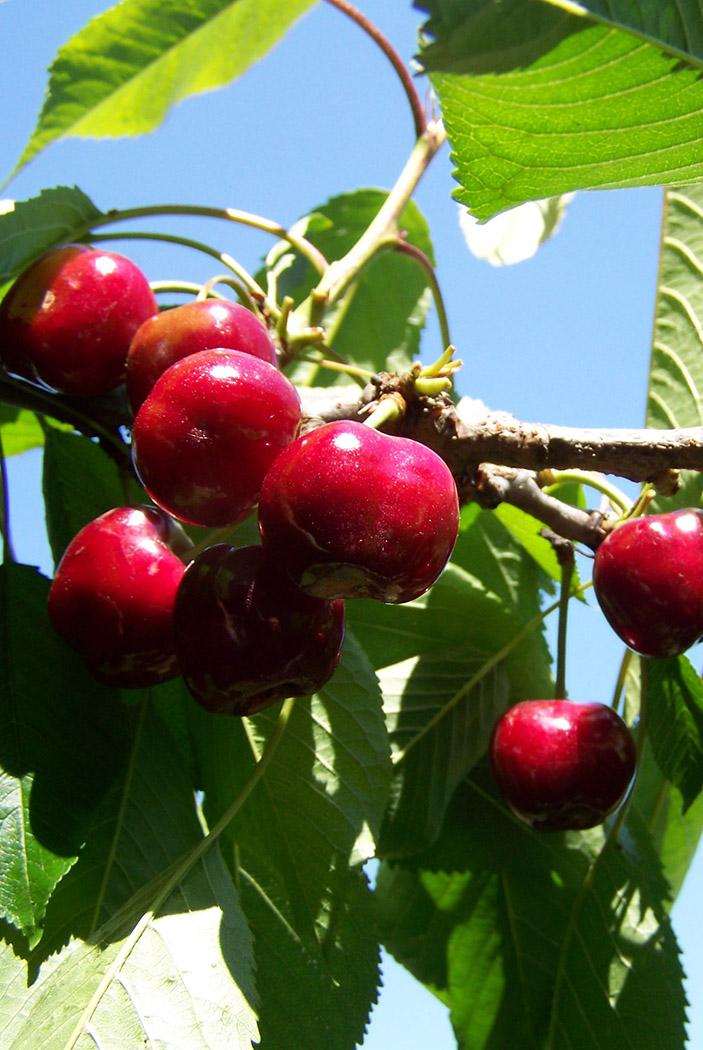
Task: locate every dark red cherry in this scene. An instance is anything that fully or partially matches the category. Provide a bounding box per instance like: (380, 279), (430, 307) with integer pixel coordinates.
(48, 506), (191, 688)
(489, 699), (636, 831)
(0, 244), (157, 395)
(593, 508), (703, 658)
(126, 298), (277, 413)
(173, 544), (345, 716)
(131, 348), (301, 528)
(257, 420), (459, 603)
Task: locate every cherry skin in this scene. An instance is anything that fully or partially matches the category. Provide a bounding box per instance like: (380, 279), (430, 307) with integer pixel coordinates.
(489, 699), (636, 831)
(173, 544), (345, 716)
(0, 244), (157, 396)
(126, 298), (277, 413)
(257, 420), (459, 603)
(592, 508), (703, 658)
(131, 348), (301, 528)
(48, 506), (191, 688)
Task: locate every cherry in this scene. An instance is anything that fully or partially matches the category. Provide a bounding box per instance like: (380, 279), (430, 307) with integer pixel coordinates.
(0, 244), (157, 396)
(173, 544), (345, 716)
(489, 699), (636, 831)
(126, 298), (277, 413)
(48, 506), (191, 688)
(592, 508), (703, 658)
(257, 420), (459, 603)
(131, 348), (301, 528)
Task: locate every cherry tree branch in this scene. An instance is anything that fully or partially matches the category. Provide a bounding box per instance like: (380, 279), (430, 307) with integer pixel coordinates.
(298, 380), (703, 548)
(3, 370), (701, 549)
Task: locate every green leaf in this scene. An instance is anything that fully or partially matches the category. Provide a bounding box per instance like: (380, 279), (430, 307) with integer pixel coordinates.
(647, 184), (703, 510)
(632, 737), (703, 905)
(624, 654), (703, 905)
(1, 851), (258, 1050)
(189, 636), (389, 1046)
(346, 563), (553, 855)
(43, 428), (144, 567)
(1, 699), (259, 1050)
(0, 407), (44, 457)
(263, 191), (435, 383)
(239, 860), (380, 1050)
(0, 564), (132, 946)
(0, 188), (101, 286)
(12, 0), (319, 176)
(377, 765), (687, 1050)
(193, 634), (391, 933)
(645, 656), (703, 812)
(417, 0), (703, 221)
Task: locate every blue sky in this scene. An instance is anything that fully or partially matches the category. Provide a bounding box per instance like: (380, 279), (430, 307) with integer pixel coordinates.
(0, 1), (701, 1046)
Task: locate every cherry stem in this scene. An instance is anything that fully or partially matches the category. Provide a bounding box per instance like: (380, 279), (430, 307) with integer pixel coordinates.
(0, 432), (14, 563)
(0, 374), (130, 467)
(393, 239), (452, 353)
(363, 394), (406, 430)
(393, 580), (593, 766)
(545, 655), (647, 1050)
(86, 230), (263, 311)
(150, 280), (212, 298)
(311, 119), (446, 310)
(82, 203), (329, 276)
(553, 538), (575, 699)
(295, 355), (375, 384)
(540, 470), (632, 514)
(610, 647), (635, 715)
(323, 0), (427, 140)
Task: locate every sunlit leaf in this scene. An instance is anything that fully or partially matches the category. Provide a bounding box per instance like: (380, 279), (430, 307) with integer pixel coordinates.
(417, 0), (703, 221)
(0, 564), (131, 945)
(0, 188), (101, 286)
(11, 0), (318, 176)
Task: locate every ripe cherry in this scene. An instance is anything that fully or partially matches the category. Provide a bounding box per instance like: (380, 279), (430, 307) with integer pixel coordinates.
(0, 244), (157, 396)
(489, 699), (636, 831)
(593, 508), (703, 658)
(126, 298), (277, 413)
(257, 420), (459, 603)
(131, 348), (301, 528)
(173, 544), (345, 716)
(48, 506), (191, 688)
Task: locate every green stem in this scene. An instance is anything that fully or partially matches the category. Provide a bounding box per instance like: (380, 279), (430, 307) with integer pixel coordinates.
(323, 0), (427, 140)
(364, 395), (404, 430)
(149, 280), (209, 298)
(555, 544), (575, 699)
(0, 374), (130, 467)
(312, 119), (446, 309)
(86, 230), (263, 310)
(83, 203), (329, 276)
(394, 238), (452, 353)
(545, 657), (646, 1050)
(393, 581), (593, 767)
(0, 430), (14, 563)
(542, 470), (632, 514)
(610, 647), (635, 715)
(295, 355), (375, 382)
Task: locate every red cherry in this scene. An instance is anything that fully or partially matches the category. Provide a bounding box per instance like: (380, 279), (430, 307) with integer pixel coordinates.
(489, 699), (636, 831)
(173, 544), (345, 716)
(48, 506), (191, 688)
(131, 348), (301, 528)
(257, 420), (459, 603)
(0, 244), (157, 396)
(593, 508), (703, 658)
(126, 299), (277, 413)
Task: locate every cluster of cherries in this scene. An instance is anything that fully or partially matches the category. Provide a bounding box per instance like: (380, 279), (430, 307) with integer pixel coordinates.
(3, 242), (701, 835)
(0, 244), (460, 717)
